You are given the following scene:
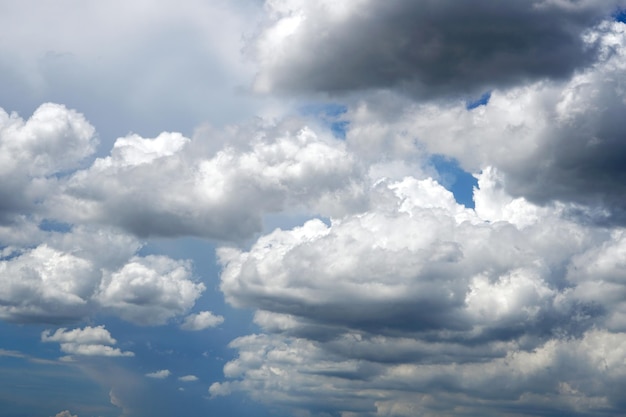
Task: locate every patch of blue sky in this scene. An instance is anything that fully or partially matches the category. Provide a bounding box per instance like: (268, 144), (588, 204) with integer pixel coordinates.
(38, 218), (73, 233)
(298, 102), (349, 139)
(41, 312), (278, 417)
(466, 91), (491, 110)
(614, 8), (626, 23)
(430, 155), (477, 208)
(0, 328), (117, 417)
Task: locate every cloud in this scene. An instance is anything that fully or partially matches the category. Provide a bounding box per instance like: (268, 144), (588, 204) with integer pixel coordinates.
(0, 102), (369, 330)
(181, 311), (224, 331)
(343, 22), (626, 224)
(220, 177), (569, 340)
(178, 375), (199, 382)
(42, 325), (134, 358)
(0, 244), (96, 323)
(0, 223), (204, 326)
(96, 256), (205, 326)
(216, 329), (626, 417)
(51, 120), (365, 241)
(251, 0), (626, 98)
(0, 103), (96, 223)
(53, 411), (77, 417)
(146, 369), (171, 379)
(215, 174), (626, 415)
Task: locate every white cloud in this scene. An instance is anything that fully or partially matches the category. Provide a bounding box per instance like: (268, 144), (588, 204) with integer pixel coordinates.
(208, 381), (232, 397)
(178, 375), (199, 382)
(0, 243), (97, 323)
(146, 369), (171, 379)
(0, 222), (205, 326)
(181, 311), (224, 331)
(42, 325), (133, 358)
(51, 122), (365, 240)
(42, 325), (116, 345)
(53, 411), (77, 417)
(96, 255), (205, 326)
(0, 103), (96, 224)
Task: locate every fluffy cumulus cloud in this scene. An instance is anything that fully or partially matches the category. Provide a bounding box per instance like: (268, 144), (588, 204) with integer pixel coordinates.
(0, 103), (96, 223)
(0, 103), (365, 326)
(181, 311), (224, 331)
(0, 224), (204, 325)
(42, 325), (134, 358)
(96, 256), (204, 326)
(215, 174), (626, 415)
(252, 0), (626, 98)
(52, 122), (365, 240)
(0, 226), (138, 324)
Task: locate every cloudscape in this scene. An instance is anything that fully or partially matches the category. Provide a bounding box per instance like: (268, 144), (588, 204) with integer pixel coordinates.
(2, 1), (626, 416)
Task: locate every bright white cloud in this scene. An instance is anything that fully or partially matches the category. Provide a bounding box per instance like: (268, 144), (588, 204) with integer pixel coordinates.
(42, 325), (116, 345)
(181, 311), (224, 331)
(178, 375), (199, 382)
(0, 244), (96, 323)
(0, 103), (96, 224)
(42, 325), (133, 358)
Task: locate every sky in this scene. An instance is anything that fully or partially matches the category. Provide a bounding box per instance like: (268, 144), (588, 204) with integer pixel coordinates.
(2, 1), (626, 416)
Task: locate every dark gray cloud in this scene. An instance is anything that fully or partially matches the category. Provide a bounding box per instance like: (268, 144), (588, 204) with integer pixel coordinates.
(253, 0), (626, 98)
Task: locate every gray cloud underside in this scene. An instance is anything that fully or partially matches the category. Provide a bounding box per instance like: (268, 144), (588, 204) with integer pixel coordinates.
(253, 0), (626, 98)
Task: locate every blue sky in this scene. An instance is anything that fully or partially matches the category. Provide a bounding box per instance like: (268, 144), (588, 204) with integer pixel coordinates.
(2, 2), (626, 417)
